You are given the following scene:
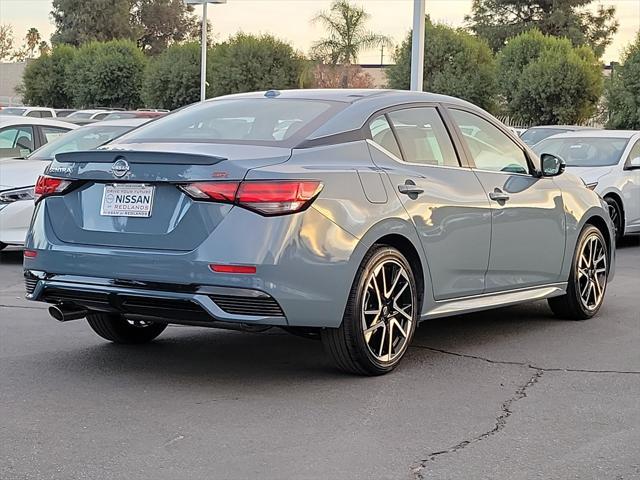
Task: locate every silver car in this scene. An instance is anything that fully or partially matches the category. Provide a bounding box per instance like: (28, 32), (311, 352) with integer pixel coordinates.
(24, 90), (615, 375)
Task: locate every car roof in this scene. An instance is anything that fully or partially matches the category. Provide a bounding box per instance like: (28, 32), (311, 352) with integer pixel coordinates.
(0, 115), (77, 129)
(77, 118), (151, 128)
(211, 89), (485, 141)
(543, 130), (640, 139)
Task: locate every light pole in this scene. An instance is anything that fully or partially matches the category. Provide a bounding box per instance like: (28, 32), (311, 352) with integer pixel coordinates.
(410, 0), (426, 91)
(186, 0), (226, 102)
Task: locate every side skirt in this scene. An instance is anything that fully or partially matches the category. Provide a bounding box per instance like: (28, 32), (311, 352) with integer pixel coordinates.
(421, 283), (567, 320)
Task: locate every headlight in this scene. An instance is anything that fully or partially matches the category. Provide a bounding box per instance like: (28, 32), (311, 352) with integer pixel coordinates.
(0, 186), (36, 203)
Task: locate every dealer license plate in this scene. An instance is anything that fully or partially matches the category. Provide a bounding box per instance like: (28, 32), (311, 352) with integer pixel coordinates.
(100, 184), (155, 217)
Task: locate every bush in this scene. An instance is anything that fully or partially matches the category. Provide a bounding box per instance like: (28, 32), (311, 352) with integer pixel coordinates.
(208, 33), (305, 97)
(497, 30), (603, 125)
(606, 34), (640, 129)
(142, 42), (208, 110)
(66, 39), (146, 108)
(312, 64), (374, 88)
(387, 19), (497, 111)
(20, 44), (76, 108)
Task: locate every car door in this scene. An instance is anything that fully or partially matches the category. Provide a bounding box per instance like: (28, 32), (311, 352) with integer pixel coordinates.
(367, 105), (492, 300)
(447, 108), (566, 292)
(622, 138), (640, 230)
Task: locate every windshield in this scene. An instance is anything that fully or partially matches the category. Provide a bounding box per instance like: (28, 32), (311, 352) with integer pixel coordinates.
(2, 108), (26, 116)
(117, 98), (342, 146)
(104, 112), (137, 120)
(533, 137), (629, 167)
(28, 125), (132, 160)
(521, 128), (570, 146)
(67, 112), (94, 119)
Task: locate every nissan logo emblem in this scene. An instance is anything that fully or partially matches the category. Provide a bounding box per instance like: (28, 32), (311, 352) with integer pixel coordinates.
(111, 158), (130, 178)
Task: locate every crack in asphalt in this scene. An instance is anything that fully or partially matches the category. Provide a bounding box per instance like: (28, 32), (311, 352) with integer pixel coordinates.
(411, 369), (544, 479)
(409, 344), (640, 478)
(412, 344), (640, 375)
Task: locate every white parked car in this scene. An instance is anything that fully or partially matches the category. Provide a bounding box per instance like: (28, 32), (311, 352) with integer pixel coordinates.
(534, 130), (640, 240)
(66, 109), (110, 120)
(0, 115), (75, 158)
(0, 106), (57, 118)
(0, 119), (148, 249)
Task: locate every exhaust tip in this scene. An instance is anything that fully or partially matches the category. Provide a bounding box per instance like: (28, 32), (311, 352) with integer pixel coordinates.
(49, 304), (87, 322)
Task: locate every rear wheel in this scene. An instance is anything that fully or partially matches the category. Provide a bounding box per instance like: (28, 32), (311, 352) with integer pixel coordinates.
(605, 196), (623, 241)
(86, 313), (167, 344)
(321, 246), (418, 375)
(548, 225), (609, 320)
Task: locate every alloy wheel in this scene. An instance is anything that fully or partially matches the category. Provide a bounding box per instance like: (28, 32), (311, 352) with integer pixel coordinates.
(361, 259), (414, 363)
(576, 234), (607, 311)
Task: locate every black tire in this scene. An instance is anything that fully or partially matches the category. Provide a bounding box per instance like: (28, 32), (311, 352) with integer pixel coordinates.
(604, 196), (624, 242)
(548, 225), (609, 320)
(86, 313), (167, 344)
(0, 242), (6, 251)
(321, 245), (418, 376)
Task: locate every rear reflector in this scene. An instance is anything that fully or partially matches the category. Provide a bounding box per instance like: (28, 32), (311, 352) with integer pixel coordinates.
(181, 180), (323, 216)
(34, 176), (72, 201)
(23, 250), (38, 258)
(210, 264), (257, 274)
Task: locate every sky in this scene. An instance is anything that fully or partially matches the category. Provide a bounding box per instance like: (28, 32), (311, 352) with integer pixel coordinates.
(1, 0), (638, 64)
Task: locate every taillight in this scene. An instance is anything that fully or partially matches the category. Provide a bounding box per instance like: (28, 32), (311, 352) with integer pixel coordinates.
(34, 176), (72, 201)
(180, 180), (323, 216)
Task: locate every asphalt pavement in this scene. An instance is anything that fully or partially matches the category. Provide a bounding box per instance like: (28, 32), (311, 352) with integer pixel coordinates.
(1, 238), (639, 480)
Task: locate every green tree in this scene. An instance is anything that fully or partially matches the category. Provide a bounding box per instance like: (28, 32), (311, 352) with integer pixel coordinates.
(25, 28), (41, 58)
(387, 19), (497, 112)
(20, 44), (76, 107)
(66, 40), (146, 108)
(208, 33), (305, 97)
(0, 24), (15, 61)
(310, 0), (391, 65)
(131, 0), (200, 55)
(606, 33), (640, 129)
(497, 30), (603, 125)
(142, 42), (207, 109)
(51, 0), (136, 46)
(466, 0), (618, 57)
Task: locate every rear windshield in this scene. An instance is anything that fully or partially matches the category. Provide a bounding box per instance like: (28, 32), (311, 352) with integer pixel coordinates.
(521, 128), (568, 146)
(68, 112), (94, 119)
(116, 98), (342, 146)
(533, 137), (629, 167)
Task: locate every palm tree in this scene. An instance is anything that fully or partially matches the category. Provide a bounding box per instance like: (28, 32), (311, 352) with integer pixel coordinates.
(25, 27), (41, 58)
(311, 0), (391, 66)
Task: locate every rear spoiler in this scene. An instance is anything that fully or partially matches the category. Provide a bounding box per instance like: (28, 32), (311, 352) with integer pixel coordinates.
(55, 150), (227, 165)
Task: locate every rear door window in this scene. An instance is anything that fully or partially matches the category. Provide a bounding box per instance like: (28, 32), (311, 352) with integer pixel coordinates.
(387, 107), (459, 167)
(368, 115), (402, 159)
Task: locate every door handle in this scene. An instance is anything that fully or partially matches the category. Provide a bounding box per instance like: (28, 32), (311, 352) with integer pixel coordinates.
(398, 184), (424, 195)
(489, 189), (510, 202)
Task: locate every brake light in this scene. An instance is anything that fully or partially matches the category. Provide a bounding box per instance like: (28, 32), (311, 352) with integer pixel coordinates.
(23, 249), (38, 258)
(34, 176), (72, 201)
(180, 180), (323, 216)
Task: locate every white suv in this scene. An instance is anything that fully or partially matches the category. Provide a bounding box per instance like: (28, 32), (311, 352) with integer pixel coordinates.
(1, 107), (57, 118)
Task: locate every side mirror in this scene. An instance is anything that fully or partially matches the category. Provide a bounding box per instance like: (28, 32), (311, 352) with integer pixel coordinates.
(627, 156), (640, 170)
(540, 153), (566, 177)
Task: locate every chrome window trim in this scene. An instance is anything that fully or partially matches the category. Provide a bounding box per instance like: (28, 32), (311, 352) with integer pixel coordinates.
(366, 139), (473, 172)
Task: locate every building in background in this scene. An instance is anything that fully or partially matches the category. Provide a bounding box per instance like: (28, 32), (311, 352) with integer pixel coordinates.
(0, 62), (27, 106)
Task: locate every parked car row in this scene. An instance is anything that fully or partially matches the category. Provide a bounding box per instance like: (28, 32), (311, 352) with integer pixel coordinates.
(0, 118), (151, 249)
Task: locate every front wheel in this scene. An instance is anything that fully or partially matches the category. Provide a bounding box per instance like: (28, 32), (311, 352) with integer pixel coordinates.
(605, 196), (623, 241)
(321, 246), (418, 375)
(86, 313), (167, 344)
(548, 225), (609, 320)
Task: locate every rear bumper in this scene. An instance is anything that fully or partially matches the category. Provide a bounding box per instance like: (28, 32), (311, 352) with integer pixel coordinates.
(25, 271), (288, 327)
